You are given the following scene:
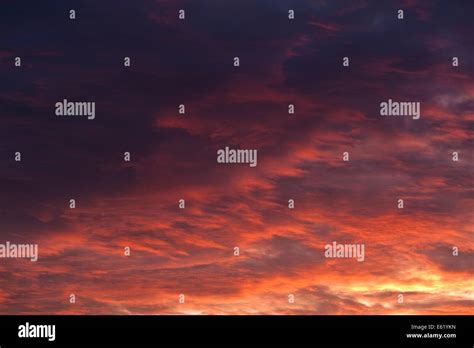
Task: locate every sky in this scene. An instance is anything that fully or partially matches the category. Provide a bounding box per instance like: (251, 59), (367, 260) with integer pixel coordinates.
(0, 0), (473, 314)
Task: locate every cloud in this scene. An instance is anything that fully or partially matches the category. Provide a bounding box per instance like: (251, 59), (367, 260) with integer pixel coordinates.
(0, 0), (472, 315)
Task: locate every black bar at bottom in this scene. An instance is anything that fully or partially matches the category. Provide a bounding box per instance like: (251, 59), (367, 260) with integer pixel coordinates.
(0, 315), (472, 347)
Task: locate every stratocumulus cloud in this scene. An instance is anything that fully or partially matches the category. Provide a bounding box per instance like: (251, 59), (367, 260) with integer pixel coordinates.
(0, 0), (472, 314)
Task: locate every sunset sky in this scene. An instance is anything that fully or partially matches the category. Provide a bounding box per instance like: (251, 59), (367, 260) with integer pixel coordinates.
(0, 0), (473, 315)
